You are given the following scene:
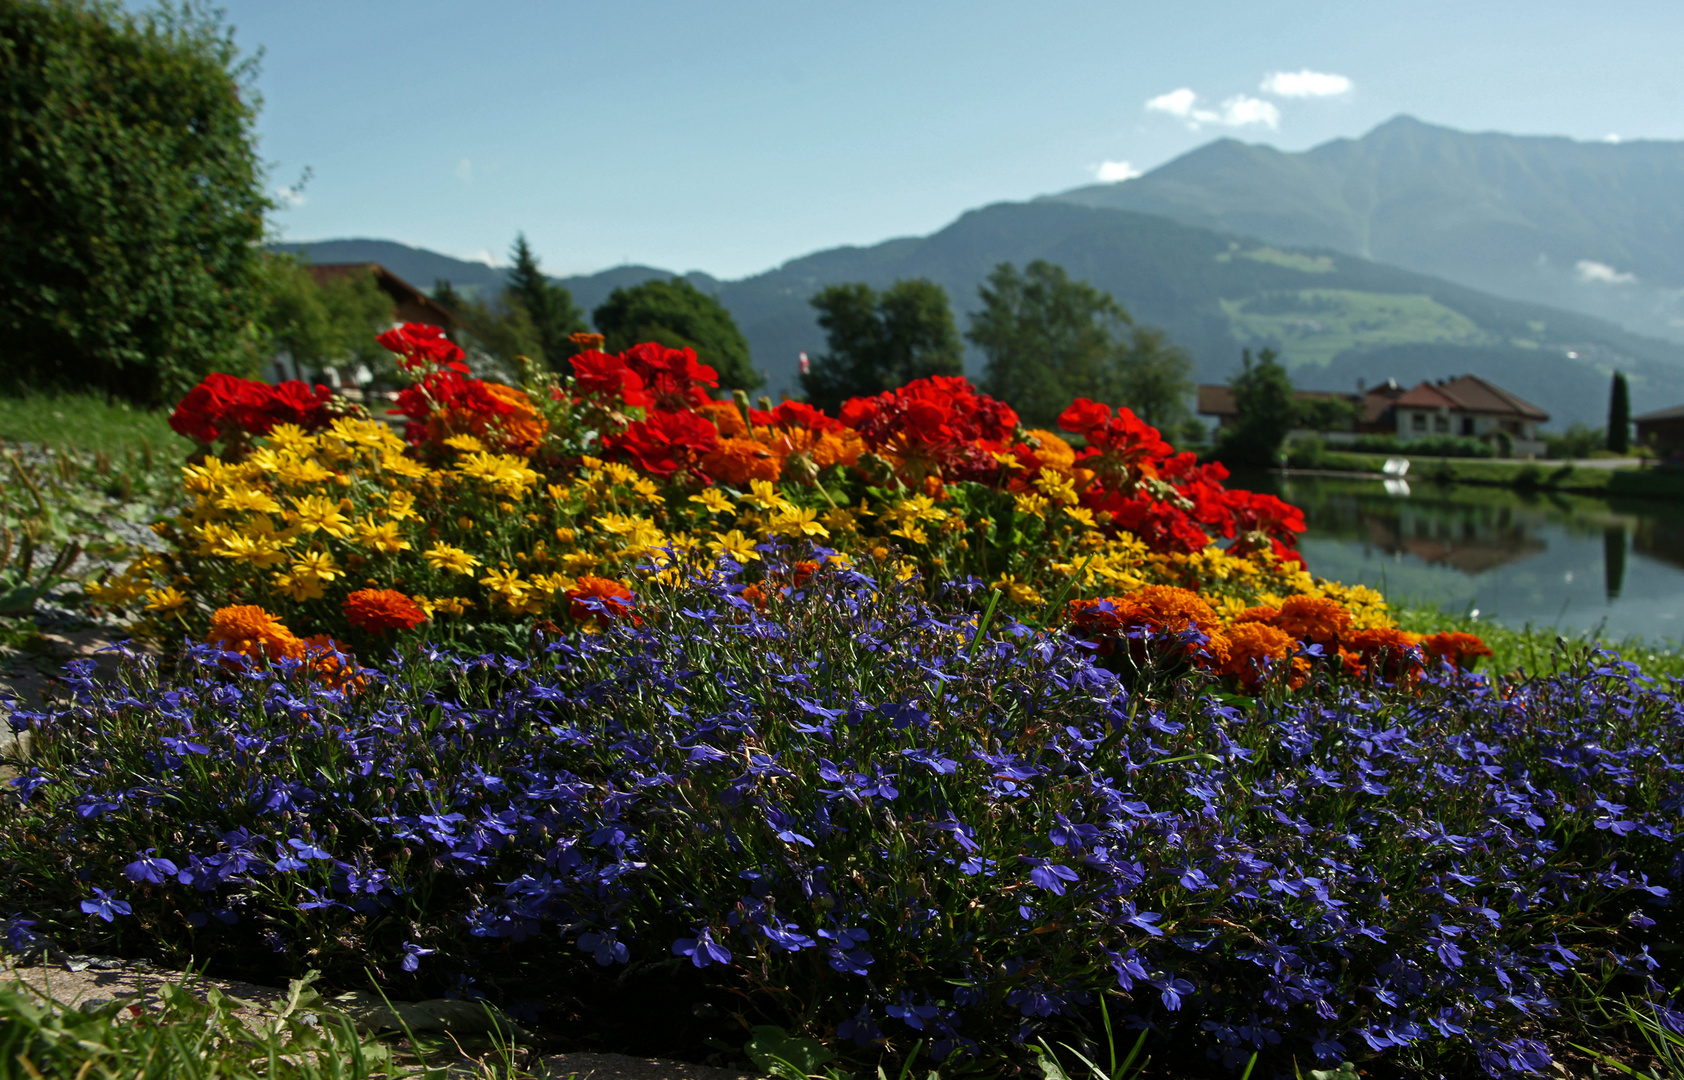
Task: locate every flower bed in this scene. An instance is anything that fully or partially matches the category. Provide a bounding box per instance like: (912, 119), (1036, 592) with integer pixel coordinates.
(87, 325), (1446, 683)
(31, 323), (1684, 1075)
(4, 562), (1679, 1077)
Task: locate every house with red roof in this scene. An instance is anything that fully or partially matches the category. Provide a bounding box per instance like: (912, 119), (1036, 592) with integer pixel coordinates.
(1386, 375), (1548, 456)
(1197, 373), (1550, 457)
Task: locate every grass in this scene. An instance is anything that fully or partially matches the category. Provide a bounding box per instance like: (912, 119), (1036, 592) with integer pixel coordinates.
(0, 969), (544, 1079)
(1221, 289), (1486, 368)
(0, 391), (192, 458)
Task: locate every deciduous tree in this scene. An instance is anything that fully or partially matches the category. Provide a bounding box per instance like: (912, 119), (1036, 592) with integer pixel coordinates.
(802, 279), (962, 414)
(1216, 348), (1296, 468)
(594, 277), (759, 391)
(1607, 370), (1631, 454)
(967, 261), (1128, 429)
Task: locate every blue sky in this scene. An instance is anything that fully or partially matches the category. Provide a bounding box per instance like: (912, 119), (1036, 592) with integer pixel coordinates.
(211, 0), (1684, 280)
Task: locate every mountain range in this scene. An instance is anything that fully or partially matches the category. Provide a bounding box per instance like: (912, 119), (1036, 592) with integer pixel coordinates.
(275, 117), (1684, 430)
(1053, 115), (1684, 346)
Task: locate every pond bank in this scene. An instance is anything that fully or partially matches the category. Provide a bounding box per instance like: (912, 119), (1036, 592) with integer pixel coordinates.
(1280, 450), (1684, 500)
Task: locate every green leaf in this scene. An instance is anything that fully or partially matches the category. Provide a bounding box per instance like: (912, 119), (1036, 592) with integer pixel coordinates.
(746, 1024), (836, 1078)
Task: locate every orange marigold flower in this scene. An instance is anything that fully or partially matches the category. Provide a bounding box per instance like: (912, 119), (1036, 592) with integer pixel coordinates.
(791, 560), (820, 588)
(1275, 595), (1353, 646)
(1223, 622), (1299, 692)
(1422, 631), (1493, 670)
(206, 605), (302, 662)
(1348, 626), (1425, 681)
(1023, 429), (1076, 471)
(1068, 586), (1226, 667)
(567, 576), (635, 624)
(300, 634), (366, 692)
(700, 437), (783, 485)
(739, 583), (769, 611)
(697, 399), (750, 438)
(344, 588), (429, 634)
(1232, 606), (1281, 626)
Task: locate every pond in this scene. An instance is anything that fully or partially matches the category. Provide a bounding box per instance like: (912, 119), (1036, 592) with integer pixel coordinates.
(1233, 471), (1684, 647)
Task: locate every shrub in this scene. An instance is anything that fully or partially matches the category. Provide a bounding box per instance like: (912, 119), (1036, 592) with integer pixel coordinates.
(0, 1), (271, 404)
(3, 565), (1676, 1076)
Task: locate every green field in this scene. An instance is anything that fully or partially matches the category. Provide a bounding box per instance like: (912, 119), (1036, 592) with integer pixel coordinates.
(1221, 288), (1489, 367)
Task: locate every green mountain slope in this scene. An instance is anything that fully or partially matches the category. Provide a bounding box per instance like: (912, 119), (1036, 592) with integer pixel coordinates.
(1050, 115), (1684, 345)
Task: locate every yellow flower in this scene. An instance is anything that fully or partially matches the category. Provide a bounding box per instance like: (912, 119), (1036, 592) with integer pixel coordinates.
(769, 505), (830, 539)
(291, 550), (343, 582)
(600, 461), (639, 485)
(708, 529), (760, 563)
(456, 452), (539, 498)
(989, 449), (1025, 470)
(424, 544), (481, 575)
(218, 486), (282, 515)
(266, 423), (317, 454)
(354, 516), (412, 554)
(1062, 505), (1096, 528)
(86, 568), (150, 605)
(822, 507), (858, 534)
(380, 453), (431, 480)
(327, 416), (403, 451)
(889, 522), (929, 545)
(991, 573), (1044, 606)
(142, 586), (188, 613)
(689, 489), (734, 515)
(383, 490), (419, 521)
(744, 479), (793, 512)
(1014, 492), (1049, 519)
(291, 495), (354, 538)
(631, 477), (663, 502)
(270, 570), (324, 602)
(427, 596), (473, 616)
(560, 551), (601, 574)
(276, 455), (336, 485)
(216, 533), (289, 569)
(444, 434), (487, 453)
(1033, 468), (1078, 506)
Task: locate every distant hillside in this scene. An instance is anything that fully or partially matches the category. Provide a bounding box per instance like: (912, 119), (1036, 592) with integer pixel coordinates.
(1051, 115), (1684, 345)
(280, 199), (1684, 428)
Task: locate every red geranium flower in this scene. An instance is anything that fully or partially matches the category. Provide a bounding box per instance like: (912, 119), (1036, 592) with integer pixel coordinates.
(169, 374), (332, 443)
(377, 323), (468, 372)
(621, 343), (718, 410)
(343, 588), (429, 634)
(571, 350), (651, 406)
(1057, 398), (1112, 437)
(607, 409), (720, 478)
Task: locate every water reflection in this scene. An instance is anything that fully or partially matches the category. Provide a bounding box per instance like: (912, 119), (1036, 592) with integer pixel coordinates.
(1231, 473), (1684, 645)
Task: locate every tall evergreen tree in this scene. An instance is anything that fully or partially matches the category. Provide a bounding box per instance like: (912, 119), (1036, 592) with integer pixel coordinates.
(594, 277), (760, 390)
(802, 279), (963, 414)
(1215, 348), (1296, 468)
(505, 234), (587, 369)
(1607, 370), (1631, 454)
(967, 261), (1129, 428)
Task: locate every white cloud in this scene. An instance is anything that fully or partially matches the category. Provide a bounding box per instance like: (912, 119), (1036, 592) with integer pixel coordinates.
(455, 157), (473, 183)
(1145, 87), (1198, 119)
(472, 249), (502, 267)
(273, 185), (307, 208)
(1605, 133), (1622, 143)
(1577, 259), (1636, 284)
(1094, 160), (1142, 182)
(1260, 69), (1353, 98)
(1145, 88), (1279, 130)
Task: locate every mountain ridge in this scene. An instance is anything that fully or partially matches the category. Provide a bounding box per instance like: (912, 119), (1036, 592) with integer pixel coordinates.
(1051, 115), (1684, 345)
